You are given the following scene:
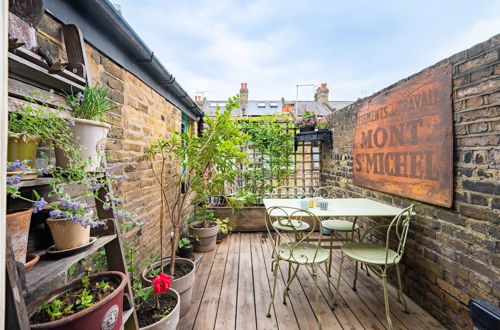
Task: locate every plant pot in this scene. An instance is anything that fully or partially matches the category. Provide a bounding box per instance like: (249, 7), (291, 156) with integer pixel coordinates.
(139, 289), (180, 330)
(46, 217), (91, 251)
(54, 118), (111, 171)
(178, 246), (194, 259)
(190, 221), (218, 252)
(8, 134), (40, 167)
(299, 126), (315, 132)
(28, 271), (128, 330)
(6, 209), (32, 264)
(142, 258), (196, 317)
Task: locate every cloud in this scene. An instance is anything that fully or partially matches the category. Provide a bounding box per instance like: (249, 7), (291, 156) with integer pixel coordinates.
(116, 0), (500, 101)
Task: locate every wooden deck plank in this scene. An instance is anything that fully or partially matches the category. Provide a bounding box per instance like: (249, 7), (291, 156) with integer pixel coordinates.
(193, 236), (231, 330)
(236, 234), (257, 330)
(259, 233), (300, 330)
(179, 245), (219, 330)
(214, 233), (240, 330)
(250, 233), (280, 330)
(179, 233), (445, 330)
(262, 235), (319, 330)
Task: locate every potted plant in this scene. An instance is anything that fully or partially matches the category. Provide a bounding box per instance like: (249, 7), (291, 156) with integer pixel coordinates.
(56, 85), (112, 171)
(189, 206), (219, 252)
(216, 217), (232, 243)
(295, 110), (320, 132)
(8, 94), (72, 167)
(177, 235), (198, 260)
(134, 273), (180, 329)
(28, 271), (128, 330)
(142, 96), (248, 316)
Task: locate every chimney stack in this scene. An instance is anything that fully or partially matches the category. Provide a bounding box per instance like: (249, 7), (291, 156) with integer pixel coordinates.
(240, 82), (249, 106)
(314, 83), (329, 104)
(194, 95), (204, 107)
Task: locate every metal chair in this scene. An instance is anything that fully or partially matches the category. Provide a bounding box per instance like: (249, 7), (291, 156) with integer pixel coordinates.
(333, 205), (414, 330)
(269, 185), (313, 199)
(265, 206), (334, 330)
(313, 186), (362, 277)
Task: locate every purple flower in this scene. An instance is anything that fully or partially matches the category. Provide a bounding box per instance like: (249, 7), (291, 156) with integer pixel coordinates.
(49, 209), (63, 218)
(6, 176), (21, 185)
(76, 92), (84, 106)
(33, 198), (48, 213)
(69, 119), (76, 126)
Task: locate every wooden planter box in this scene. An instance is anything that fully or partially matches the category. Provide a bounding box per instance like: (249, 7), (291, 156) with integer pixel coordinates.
(210, 207), (266, 232)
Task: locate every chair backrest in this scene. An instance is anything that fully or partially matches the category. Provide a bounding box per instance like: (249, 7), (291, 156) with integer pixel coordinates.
(265, 206), (323, 264)
(384, 205), (413, 264)
(269, 186), (313, 199)
(313, 186), (350, 198)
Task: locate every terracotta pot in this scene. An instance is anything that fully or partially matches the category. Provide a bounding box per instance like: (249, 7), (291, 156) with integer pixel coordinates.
(46, 218), (90, 251)
(190, 221), (218, 252)
(139, 289), (180, 330)
(6, 209), (32, 264)
(54, 118), (110, 171)
(24, 254), (40, 271)
(29, 271), (127, 330)
(8, 134), (40, 167)
(142, 258), (196, 317)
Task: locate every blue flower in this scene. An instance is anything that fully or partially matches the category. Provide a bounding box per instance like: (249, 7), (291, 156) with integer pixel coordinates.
(69, 119), (76, 126)
(33, 197), (48, 213)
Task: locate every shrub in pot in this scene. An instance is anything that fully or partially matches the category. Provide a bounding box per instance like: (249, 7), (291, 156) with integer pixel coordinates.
(189, 207), (218, 252)
(56, 85), (113, 171)
(28, 271), (128, 330)
(216, 217), (232, 243)
(144, 96), (248, 316)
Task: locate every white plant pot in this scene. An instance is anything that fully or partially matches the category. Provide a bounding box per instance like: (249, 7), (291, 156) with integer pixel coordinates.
(55, 118), (111, 171)
(139, 289), (180, 330)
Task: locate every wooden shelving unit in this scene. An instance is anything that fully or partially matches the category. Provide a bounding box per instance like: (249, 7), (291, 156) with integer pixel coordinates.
(6, 177), (139, 330)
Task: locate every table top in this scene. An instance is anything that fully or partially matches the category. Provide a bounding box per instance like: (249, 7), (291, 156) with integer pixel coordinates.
(263, 198), (411, 217)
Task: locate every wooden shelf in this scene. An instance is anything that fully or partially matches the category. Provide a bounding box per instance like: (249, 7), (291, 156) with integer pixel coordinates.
(8, 177), (53, 189)
(25, 234), (117, 298)
(8, 50), (84, 94)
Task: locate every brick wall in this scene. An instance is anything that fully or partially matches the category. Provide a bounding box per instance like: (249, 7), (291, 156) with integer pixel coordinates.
(16, 12), (188, 266)
(321, 34), (499, 329)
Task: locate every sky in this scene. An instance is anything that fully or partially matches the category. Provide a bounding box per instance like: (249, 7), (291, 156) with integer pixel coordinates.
(115, 0), (500, 102)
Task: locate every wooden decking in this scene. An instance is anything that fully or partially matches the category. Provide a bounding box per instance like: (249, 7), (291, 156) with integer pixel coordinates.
(179, 233), (445, 330)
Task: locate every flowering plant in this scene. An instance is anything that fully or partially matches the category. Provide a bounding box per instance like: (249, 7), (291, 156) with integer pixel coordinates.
(317, 119), (330, 130)
(294, 110), (320, 129)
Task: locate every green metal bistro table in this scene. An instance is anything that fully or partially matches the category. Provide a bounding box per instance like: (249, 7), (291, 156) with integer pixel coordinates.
(263, 198), (414, 276)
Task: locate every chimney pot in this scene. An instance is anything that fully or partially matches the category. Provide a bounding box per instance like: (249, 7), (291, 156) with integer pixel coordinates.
(321, 83), (327, 89)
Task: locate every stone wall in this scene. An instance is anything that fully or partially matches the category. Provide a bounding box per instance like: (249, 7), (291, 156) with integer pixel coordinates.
(321, 34), (499, 329)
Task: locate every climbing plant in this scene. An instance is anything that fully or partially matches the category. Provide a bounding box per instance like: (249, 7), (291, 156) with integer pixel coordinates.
(237, 115), (295, 201)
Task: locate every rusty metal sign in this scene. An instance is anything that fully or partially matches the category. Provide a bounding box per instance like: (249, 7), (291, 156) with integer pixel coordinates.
(353, 64), (453, 207)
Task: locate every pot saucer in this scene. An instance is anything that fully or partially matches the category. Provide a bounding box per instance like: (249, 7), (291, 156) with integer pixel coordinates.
(46, 237), (97, 258)
(24, 254), (40, 271)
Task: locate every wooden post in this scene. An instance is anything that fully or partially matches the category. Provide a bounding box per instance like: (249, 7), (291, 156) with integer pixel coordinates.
(1, 0), (9, 325)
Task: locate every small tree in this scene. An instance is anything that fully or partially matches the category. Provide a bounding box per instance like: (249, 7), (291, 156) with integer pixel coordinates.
(148, 96), (248, 275)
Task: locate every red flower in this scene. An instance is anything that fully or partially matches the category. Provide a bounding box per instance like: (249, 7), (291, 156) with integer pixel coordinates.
(152, 273), (172, 295)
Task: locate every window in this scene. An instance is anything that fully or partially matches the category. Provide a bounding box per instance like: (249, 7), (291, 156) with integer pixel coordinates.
(257, 102), (266, 108)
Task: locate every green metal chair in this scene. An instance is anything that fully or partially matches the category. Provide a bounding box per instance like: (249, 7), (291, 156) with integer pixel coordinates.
(313, 186), (362, 277)
(265, 206), (334, 330)
(333, 205), (414, 330)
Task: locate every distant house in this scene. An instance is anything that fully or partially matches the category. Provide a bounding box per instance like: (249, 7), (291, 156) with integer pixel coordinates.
(197, 83), (353, 117)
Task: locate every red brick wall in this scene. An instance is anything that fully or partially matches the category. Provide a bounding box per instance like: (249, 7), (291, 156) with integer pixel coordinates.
(321, 34), (499, 329)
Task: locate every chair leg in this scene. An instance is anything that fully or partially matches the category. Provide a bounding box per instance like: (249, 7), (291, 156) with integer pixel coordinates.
(332, 252), (344, 308)
(323, 261), (334, 308)
(282, 264), (299, 304)
(267, 259), (280, 318)
(327, 237), (333, 277)
(396, 264), (409, 313)
(352, 261), (359, 291)
(312, 264), (322, 330)
(382, 270), (393, 330)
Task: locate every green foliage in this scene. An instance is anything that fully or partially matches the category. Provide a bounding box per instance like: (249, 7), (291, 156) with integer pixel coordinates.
(178, 237), (192, 249)
(66, 85), (113, 121)
(147, 95), (248, 274)
(216, 217), (232, 235)
(237, 115), (295, 200)
(41, 299), (74, 321)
